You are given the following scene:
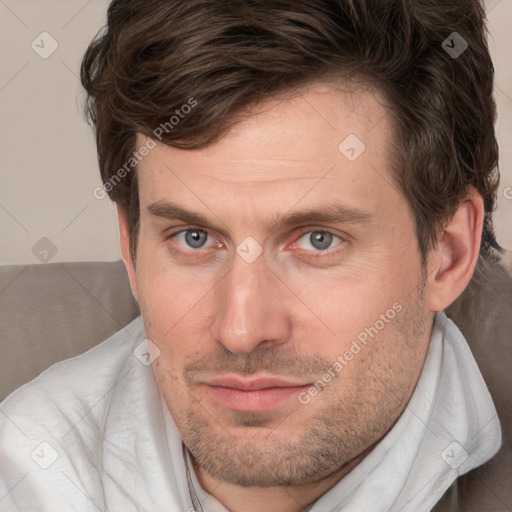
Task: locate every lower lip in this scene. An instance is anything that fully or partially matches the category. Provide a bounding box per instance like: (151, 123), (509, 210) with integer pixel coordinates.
(206, 385), (310, 412)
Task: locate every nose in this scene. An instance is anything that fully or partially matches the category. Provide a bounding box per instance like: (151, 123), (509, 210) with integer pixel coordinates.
(208, 251), (292, 354)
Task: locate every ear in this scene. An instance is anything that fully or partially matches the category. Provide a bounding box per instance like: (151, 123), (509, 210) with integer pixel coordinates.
(426, 187), (484, 312)
(116, 203), (138, 302)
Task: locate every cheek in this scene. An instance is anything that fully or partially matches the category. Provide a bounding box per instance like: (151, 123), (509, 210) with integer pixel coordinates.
(134, 268), (204, 384)
(135, 241), (213, 333)
(285, 259), (421, 359)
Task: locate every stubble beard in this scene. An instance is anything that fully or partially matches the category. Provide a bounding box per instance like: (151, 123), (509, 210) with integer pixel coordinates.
(170, 288), (429, 488)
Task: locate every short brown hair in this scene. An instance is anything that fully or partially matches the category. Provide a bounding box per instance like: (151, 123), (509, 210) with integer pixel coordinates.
(81, 0), (501, 264)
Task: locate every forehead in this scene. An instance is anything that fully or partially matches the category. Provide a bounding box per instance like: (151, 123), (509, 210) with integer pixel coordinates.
(135, 82), (398, 230)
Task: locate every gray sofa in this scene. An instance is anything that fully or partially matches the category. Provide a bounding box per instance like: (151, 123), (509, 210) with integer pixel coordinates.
(0, 261), (139, 401)
(0, 256), (511, 510)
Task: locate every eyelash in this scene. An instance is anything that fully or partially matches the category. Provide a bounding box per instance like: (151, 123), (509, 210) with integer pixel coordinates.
(164, 227), (345, 259)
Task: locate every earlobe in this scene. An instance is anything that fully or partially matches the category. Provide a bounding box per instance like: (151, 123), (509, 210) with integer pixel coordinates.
(116, 204), (138, 301)
(427, 188), (484, 312)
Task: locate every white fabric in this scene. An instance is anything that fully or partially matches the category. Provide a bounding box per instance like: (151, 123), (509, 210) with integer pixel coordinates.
(0, 312), (501, 512)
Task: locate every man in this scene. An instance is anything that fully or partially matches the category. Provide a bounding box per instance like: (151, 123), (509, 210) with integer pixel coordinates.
(0, 0), (509, 510)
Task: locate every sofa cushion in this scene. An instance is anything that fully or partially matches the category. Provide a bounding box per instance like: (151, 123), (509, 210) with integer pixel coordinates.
(0, 260), (139, 401)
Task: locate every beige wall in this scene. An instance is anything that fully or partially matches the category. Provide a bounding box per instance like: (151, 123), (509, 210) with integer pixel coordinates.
(1, 0), (511, 265)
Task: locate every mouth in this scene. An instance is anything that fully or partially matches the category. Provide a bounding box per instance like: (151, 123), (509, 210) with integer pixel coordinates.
(204, 375), (312, 413)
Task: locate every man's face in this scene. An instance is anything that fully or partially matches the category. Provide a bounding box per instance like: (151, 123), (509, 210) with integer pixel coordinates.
(129, 82), (433, 487)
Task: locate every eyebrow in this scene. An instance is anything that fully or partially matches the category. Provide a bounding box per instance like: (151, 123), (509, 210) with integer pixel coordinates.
(147, 200), (373, 233)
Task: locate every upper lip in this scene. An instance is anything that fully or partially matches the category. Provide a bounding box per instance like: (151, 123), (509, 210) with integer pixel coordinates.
(205, 375), (311, 391)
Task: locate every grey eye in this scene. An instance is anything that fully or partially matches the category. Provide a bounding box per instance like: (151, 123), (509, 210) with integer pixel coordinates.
(296, 230), (341, 252)
(309, 231), (333, 250)
(185, 230), (208, 248)
(179, 229), (209, 249)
